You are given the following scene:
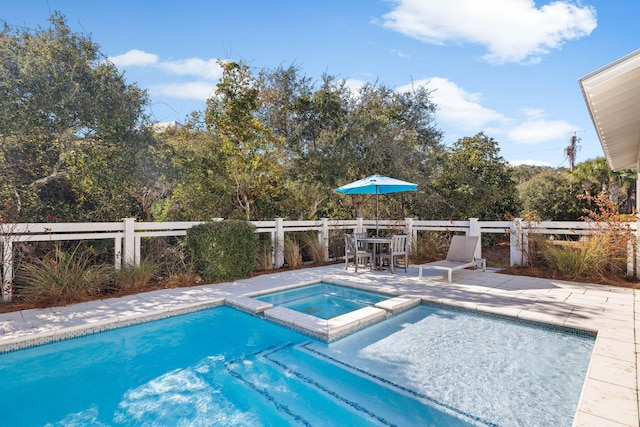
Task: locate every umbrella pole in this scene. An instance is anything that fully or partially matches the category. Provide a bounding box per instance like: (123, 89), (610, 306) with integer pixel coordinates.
(376, 187), (379, 237)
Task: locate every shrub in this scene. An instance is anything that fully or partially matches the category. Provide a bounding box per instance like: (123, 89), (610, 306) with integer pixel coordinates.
(536, 192), (633, 280)
(186, 220), (258, 282)
(255, 242), (274, 272)
(114, 258), (158, 292)
(539, 237), (609, 279)
(16, 244), (111, 304)
(410, 231), (448, 264)
(328, 229), (346, 259)
(284, 237), (302, 268)
(142, 237), (193, 278)
(301, 231), (326, 264)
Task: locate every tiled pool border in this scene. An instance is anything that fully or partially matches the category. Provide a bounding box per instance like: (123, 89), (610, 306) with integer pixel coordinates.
(244, 279), (398, 299)
(0, 301), (224, 354)
(423, 299), (598, 339)
(0, 280), (596, 352)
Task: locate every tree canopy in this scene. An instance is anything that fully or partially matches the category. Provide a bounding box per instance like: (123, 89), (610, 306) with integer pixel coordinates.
(0, 13), (151, 221)
(431, 133), (520, 220)
(2, 13), (630, 224)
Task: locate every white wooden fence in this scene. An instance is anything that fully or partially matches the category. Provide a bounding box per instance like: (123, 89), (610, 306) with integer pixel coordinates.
(1, 217), (638, 302)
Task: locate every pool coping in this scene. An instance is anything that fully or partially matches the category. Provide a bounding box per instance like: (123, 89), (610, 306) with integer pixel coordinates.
(0, 264), (637, 426)
(233, 279), (422, 341)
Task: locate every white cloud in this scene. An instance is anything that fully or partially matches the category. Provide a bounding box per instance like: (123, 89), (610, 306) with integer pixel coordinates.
(109, 49), (158, 67)
(507, 118), (576, 143)
(522, 107), (547, 120)
(154, 81), (217, 100)
(159, 58), (223, 80)
(341, 78), (368, 96)
(390, 49), (410, 58)
(382, 0), (597, 63)
(109, 50), (223, 100)
(399, 78), (577, 146)
(400, 77), (510, 130)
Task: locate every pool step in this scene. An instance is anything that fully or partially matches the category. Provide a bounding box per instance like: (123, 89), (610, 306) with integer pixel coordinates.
(226, 343), (475, 426)
(225, 344), (385, 426)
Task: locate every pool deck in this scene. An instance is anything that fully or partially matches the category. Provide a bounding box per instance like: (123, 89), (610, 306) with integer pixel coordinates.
(0, 264), (637, 427)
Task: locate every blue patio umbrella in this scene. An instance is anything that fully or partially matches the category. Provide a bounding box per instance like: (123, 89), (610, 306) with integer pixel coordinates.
(335, 174), (418, 236)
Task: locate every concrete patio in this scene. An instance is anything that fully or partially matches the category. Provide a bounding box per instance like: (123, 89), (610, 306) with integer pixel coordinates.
(0, 264), (637, 426)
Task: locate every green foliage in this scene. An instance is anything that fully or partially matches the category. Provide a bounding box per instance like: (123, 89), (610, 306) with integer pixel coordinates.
(113, 258), (158, 292)
(410, 231), (449, 264)
(534, 192), (633, 280)
(186, 220), (258, 282)
(517, 170), (584, 220)
(432, 132), (519, 220)
(151, 125), (230, 221)
(16, 244), (111, 303)
(2, 13), (619, 224)
(570, 157), (636, 214)
(539, 237), (610, 279)
(0, 13), (150, 222)
(255, 242), (274, 272)
(205, 60), (284, 220)
(260, 67), (443, 221)
(142, 237), (194, 278)
(581, 191), (637, 223)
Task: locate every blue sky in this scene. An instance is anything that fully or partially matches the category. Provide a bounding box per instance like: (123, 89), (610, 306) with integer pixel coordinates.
(3, 0), (638, 167)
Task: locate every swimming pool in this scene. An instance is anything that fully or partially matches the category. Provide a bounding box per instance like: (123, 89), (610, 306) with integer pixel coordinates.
(0, 303), (594, 426)
(255, 282), (390, 319)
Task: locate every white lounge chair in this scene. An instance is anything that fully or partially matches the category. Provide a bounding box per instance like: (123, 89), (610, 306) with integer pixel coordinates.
(418, 235), (485, 283)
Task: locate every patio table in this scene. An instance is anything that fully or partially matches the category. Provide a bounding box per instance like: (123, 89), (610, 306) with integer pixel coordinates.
(357, 237), (392, 270)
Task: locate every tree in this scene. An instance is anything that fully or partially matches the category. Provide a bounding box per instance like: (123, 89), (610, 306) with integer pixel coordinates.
(517, 170), (584, 220)
(342, 82), (443, 221)
(569, 157), (636, 213)
(510, 164), (556, 185)
(261, 69), (444, 221)
(433, 132), (519, 220)
(151, 121), (231, 221)
(0, 13), (150, 221)
(205, 61), (284, 220)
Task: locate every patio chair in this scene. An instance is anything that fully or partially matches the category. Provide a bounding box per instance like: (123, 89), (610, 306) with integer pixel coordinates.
(418, 235), (485, 283)
(344, 233), (373, 272)
(378, 234), (408, 273)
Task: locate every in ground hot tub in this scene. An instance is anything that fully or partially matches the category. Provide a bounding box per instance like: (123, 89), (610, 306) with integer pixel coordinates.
(228, 282), (421, 341)
(255, 282), (390, 319)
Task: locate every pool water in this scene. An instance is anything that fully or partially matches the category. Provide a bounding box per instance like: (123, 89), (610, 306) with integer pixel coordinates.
(320, 305), (595, 427)
(0, 304), (594, 426)
(255, 283), (390, 319)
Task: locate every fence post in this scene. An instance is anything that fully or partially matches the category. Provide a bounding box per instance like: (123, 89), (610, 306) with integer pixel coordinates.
(114, 236), (122, 270)
(356, 217), (364, 234)
(274, 218), (285, 269)
(404, 217), (413, 235)
(321, 218), (330, 263)
(134, 235), (141, 267)
(510, 218), (527, 266)
(405, 217), (414, 257)
(122, 218), (136, 267)
(468, 218), (481, 259)
(1, 237), (13, 302)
